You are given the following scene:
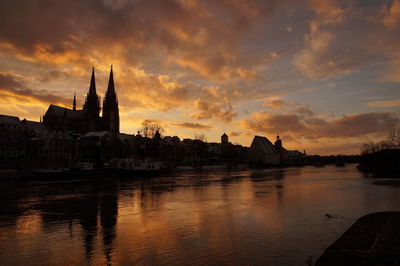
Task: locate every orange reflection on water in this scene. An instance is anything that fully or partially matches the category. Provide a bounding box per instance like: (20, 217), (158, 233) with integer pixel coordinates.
(1, 165), (400, 265)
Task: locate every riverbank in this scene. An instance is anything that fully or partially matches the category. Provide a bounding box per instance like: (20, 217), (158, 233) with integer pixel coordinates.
(1, 162), (360, 180)
(358, 149), (400, 178)
(316, 212), (400, 266)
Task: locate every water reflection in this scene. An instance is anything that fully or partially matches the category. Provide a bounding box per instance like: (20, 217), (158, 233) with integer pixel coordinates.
(100, 183), (118, 265)
(1, 165), (400, 265)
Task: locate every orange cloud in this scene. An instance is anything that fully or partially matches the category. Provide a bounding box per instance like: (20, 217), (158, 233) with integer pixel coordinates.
(190, 99), (237, 122)
(293, 29), (365, 80)
(308, 0), (348, 33)
(366, 99), (400, 108)
(293, 0), (365, 80)
(172, 122), (213, 130)
(0, 73), (69, 106)
(0, 0), (282, 82)
(241, 108), (400, 139)
(228, 131), (241, 137)
(383, 0), (400, 29)
(263, 100), (295, 109)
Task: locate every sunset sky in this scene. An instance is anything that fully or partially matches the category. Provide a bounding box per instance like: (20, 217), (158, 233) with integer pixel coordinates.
(0, 0), (399, 154)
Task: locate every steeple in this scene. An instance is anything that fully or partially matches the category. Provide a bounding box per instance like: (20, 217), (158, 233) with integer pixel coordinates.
(106, 65), (115, 95)
(89, 67), (96, 95)
(102, 65), (119, 133)
(73, 92), (76, 111)
(221, 132), (228, 144)
(274, 134), (282, 150)
(83, 67), (101, 132)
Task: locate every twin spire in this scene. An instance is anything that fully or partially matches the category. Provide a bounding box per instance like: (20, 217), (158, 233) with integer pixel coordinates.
(86, 65), (115, 98)
(78, 66), (116, 112)
(107, 65), (115, 95)
(88, 67), (97, 96)
(73, 92), (76, 111)
(81, 65), (119, 132)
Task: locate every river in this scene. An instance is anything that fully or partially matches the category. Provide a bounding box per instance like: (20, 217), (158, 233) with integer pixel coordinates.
(1, 164), (400, 265)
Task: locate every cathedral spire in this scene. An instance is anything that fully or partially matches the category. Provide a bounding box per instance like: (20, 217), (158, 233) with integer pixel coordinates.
(102, 65), (119, 133)
(89, 67), (96, 95)
(83, 67), (101, 132)
(106, 65), (115, 95)
(73, 92), (76, 111)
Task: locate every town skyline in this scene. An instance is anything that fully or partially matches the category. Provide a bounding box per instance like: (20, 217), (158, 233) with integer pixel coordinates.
(1, 0), (400, 155)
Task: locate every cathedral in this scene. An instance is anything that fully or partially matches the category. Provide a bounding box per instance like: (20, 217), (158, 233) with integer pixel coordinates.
(43, 66), (120, 133)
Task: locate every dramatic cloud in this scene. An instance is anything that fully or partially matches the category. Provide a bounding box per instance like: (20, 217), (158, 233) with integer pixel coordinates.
(263, 100), (295, 109)
(242, 111), (306, 135)
(118, 67), (192, 111)
(293, 31), (366, 79)
(242, 108), (400, 139)
(293, 31), (350, 80)
(1, 0), (399, 154)
(172, 122), (213, 130)
(0, 72), (21, 89)
(366, 99), (400, 108)
(308, 0), (348, 34)
(190, 100), (237, 123)
(229, 131), (241, 137)
(292, 0), (367, 80)
(0, 0), (280, 80)
(0, 73), (68, 105)
(383, 0), (400, 29)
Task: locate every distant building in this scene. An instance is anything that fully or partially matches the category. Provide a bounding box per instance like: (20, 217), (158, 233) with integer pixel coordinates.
(221, 133), (229, 144)
(287, 150), (305, 160)
(43, 104), (84, 132)
(249, 135), (279, 165)
(1, 115), (51, 160)
(274, 135), (288, 162)
(43, 66), (119, 133)
(0, 115), (27, 159)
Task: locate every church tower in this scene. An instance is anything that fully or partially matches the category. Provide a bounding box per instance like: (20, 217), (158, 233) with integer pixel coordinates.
(274, 135), (282, 150)
(221, 133), (229, 144)
(73, 92), (76, 111)
(102, 66), (120, 133)
(83, 68), (101, 132)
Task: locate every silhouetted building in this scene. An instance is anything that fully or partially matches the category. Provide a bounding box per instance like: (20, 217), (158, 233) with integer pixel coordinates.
(287, 150), (305, 160)
(43, 105), (84, 132)
(83, 68), (101, 132)
(73, 92), (77, 111)
(249, 135), (279, 165)
(0, 115), (47, 160)
(43, 66), (119, 133)
(274, 135), (288, 163)
(221, 133), (229, 144)
(102, 66), (119, 133)
(0, 115), (27, 159)
(274, 135), (282, 150)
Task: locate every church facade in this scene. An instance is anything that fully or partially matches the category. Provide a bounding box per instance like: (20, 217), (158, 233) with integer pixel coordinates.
(43, 66), (120, 133)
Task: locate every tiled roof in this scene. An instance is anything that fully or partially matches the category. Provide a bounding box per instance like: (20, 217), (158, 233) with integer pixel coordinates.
(251, 135), (277, 154)
(0, 114), (20, 124)
(46, 105), (84, 119)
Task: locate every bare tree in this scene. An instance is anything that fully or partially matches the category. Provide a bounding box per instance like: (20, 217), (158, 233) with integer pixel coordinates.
(361, 127), (400, 154)
(386, 127), (400, 148)
(139, 119), (165, 138)
(194, 133), (207, 142)
(361, 141), (378, 155)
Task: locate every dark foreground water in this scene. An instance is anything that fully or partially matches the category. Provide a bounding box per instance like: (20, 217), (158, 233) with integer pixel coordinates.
(1, 165), (400, 265)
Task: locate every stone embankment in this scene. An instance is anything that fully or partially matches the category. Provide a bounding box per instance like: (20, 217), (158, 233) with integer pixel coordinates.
(316, 212), (400, 266)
